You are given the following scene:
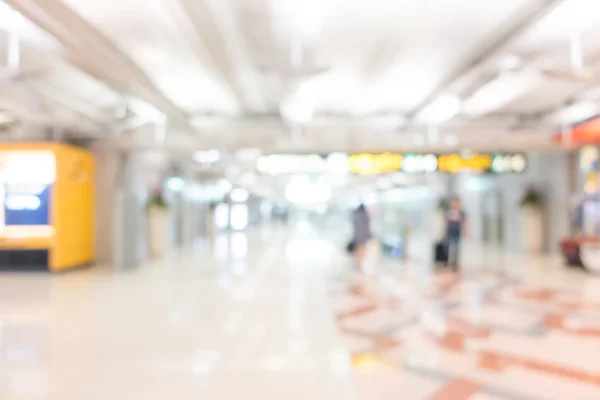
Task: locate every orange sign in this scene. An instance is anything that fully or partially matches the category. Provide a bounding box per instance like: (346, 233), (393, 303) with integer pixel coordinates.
(437, 154), (492, 173)
(348, 153), (403, 175)
(553, 117), (600, 144)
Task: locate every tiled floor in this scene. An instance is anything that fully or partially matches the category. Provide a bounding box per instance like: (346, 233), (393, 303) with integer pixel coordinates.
(0, 226), (356, 400)
(332, 247), (600, 400)
(0, 224), (599, 399)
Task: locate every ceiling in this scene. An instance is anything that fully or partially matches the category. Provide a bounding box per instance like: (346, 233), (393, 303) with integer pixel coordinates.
(0, 0), (600, 152)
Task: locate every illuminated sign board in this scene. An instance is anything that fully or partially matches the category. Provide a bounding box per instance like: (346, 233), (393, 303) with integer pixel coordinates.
(256, 152), (526, 175)
(349, 152), (526, 174)
(490, 153), (527, 174)
(401, 154), (438, 173)
(256, 153), (349, 175)
(348, 153), (402, 175)
(3, 184), (51, 226)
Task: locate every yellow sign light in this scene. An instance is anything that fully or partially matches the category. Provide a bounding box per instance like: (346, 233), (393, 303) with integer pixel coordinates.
(348, 153), (403, 175)
(437, 154), (492, 173)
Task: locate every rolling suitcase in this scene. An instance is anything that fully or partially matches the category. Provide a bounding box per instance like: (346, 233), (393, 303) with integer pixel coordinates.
(346, 240), (355, 253)
(434, 241), (448, 263)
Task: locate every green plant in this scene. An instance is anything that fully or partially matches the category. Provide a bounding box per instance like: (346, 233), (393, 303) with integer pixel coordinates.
(147, 190), (167, 209)
(437, 198), (450, 212)
(520, 186), (544, 208)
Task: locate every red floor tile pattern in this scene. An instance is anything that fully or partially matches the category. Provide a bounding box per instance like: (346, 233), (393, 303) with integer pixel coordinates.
(332, 272), (600, 399)
(428, 379), (481, 400)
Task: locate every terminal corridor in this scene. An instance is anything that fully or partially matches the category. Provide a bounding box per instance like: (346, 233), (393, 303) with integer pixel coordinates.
(1, 225), (600, 399)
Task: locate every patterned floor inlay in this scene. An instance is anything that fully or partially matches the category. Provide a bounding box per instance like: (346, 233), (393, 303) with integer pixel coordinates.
(331, 270), (600, 399)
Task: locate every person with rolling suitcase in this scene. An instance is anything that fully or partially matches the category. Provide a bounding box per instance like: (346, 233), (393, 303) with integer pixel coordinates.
(351, 204), (372, 268)
(444, 197), (468, 272)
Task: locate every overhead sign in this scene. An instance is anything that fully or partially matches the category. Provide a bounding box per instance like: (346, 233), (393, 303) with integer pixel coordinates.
(401, 154), (438, 173)
(553, 117), (600, 145)
(348, 153), (402, 175)
(3, 184), (51, 226)
(256, 152), (527, 175)
(256, 153), (349, 175)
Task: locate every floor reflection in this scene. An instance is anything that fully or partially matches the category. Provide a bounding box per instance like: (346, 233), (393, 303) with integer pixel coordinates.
(332, 268), (600, 400)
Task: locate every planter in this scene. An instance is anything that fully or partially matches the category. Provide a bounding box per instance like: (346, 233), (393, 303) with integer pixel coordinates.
(580, 243), (600, 273)
(148, 205), (168, 258)
(521, 206), (544, 253)
(432, 210), (446, 241)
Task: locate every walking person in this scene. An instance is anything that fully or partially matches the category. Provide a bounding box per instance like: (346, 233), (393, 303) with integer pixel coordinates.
(445, 197), (468, 272)
(352, 204), (372, 268)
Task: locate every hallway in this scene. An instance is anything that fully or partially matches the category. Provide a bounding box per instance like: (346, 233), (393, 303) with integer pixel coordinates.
(0, 226), (355, 399)
(1, 225), (600, 399)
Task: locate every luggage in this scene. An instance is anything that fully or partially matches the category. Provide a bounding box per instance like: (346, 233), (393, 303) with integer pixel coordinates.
(434, 241), (448, 263)
(346, 240), (355, 253)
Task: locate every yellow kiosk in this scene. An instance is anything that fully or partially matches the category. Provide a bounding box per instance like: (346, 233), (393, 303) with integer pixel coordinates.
(0, 143), (94, 272)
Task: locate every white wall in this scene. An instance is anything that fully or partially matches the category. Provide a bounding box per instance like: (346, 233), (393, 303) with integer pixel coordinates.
(93, 149), (160, 267)
(451, 152), (571, 253)
(495, 152), (570, 253)
(94, 149), (118, 265)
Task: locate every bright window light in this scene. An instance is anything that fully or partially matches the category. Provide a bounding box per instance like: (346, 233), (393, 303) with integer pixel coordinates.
(416, 95), (462, 124)
(230, 188), (249, 203)
(215, 204), (229, 229)
(165, 177), (184, 192)
(326, 153), (349, 175)
(0, 151), (56, 184)
(194, 149), (220, 163)
(5, 194), (41, 211)
(230, 204), (249, 231)
(239, 173), (257, 187)
(218, 179), (233, 193)
(285, 183), (331, 204)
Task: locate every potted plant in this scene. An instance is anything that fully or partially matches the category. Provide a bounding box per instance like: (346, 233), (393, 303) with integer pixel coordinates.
(147, 187), (168, 258)
(520, 185), (545, 253)
(438, 198), (450, 212)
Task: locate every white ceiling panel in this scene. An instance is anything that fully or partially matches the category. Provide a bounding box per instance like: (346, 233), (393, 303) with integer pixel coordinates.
(2, 0), (600, 150)
(313, 0), (533, 113)
(61, 0), (239, 114)
(510, 0), (600, 55)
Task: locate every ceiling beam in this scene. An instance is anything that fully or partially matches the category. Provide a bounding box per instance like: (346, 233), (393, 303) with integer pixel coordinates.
(4, 0), (190, 125)
(170, 0), (245, 111)
(406, 0), (565, 123)
(176, 0), (267, 112)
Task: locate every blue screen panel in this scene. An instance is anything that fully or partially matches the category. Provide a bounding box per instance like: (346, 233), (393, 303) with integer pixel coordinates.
(4, 185), (52, 226)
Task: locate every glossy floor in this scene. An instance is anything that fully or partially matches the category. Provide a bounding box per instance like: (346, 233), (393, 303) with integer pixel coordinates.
(0, 226), (356, 399)
(333, 246), (600, 399)
(0, 225), (599, 399)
